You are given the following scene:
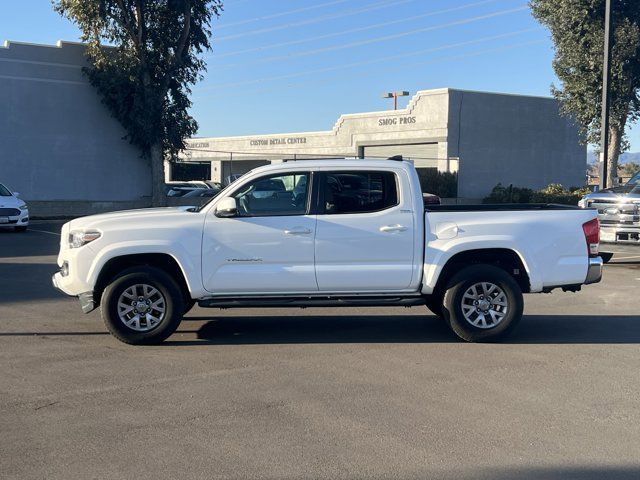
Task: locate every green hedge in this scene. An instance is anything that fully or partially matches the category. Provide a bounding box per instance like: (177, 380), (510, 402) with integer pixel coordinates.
(417, 169), (458, 198)
(483, 183), (591, 205)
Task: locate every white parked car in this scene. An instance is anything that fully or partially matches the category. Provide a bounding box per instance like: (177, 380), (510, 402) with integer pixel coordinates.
(0, 183), (29, 232)
(52, 159), (602, 345)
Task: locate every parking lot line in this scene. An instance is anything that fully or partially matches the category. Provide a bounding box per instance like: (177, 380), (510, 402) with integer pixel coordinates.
(612, 254), (640, 261)
(28, 228), (61, 236)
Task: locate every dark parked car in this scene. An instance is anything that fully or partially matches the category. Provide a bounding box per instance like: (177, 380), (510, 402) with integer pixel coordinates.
(182, 188), (220, 198)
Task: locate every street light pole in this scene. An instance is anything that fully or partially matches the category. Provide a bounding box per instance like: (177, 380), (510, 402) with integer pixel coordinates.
(599, 0), (613, 190)
(382, 91), (410, 110)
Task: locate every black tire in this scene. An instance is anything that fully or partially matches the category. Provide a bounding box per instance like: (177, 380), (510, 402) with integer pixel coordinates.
(424, 293), (444, 317)
(100, 266), (185, 345)
(600, 252), (614, 263)
(14, 225), (27, 232)
(442, 264), (523, 343)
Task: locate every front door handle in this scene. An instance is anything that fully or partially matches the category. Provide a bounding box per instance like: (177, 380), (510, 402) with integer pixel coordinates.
(284, 228), (312, 235)
(380, 224), (408, 233)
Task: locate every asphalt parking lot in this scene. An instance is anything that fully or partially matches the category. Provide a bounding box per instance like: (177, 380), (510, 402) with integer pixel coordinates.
(1, 221), (640, 480)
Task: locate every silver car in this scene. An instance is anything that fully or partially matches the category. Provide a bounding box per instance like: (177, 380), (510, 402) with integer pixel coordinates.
(578, 171), (640, 262)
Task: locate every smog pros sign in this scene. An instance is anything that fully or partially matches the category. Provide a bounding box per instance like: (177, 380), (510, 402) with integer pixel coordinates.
(378, 116), (417, 127)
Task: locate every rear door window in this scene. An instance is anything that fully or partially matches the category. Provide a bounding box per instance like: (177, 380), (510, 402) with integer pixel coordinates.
(321, 171), (398, 214)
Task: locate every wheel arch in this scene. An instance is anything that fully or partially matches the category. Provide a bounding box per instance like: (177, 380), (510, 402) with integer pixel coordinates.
(93, 253), (191, 307)
(433, 248), (531, 295)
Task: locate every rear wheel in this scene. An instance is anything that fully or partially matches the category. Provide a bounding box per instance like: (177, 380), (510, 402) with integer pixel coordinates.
(442, 264), (523, 342)
(100, 267), (184, 345)
(600, 252), (614, 263)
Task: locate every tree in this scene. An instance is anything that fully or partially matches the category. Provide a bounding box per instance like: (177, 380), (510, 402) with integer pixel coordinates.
(53, 0), (223, 206)
(530, 0), (640, 187)
(619, 161), (640, 176)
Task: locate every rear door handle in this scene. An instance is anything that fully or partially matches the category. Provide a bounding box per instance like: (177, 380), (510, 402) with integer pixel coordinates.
(284, 228), (312, 235)
(379, 224), (407, 233)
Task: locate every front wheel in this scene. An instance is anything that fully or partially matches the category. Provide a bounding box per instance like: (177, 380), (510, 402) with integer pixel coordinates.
(14, 225), (27, 232)
(442, 264), (523, 342)
(100, 267), (185, 345)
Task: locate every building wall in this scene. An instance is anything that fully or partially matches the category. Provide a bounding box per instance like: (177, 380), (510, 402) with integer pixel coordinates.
(447, 90), (586, 199)
(182, 88), (585, 199)
(183, 89), (450, 164)
(0, 40), (149, 202)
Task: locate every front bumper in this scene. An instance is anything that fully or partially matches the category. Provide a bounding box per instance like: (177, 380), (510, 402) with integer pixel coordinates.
(0, 208), (29, 227)
(600, 225), (640, 252)
(52, 272), (96, 313)
(585, 257), (603, 285)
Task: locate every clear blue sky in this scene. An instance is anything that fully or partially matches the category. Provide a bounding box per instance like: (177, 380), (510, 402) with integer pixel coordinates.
(2, 0), (639, 151)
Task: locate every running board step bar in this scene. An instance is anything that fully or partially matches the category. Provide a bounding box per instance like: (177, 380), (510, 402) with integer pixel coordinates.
(198, 295), (426, 309)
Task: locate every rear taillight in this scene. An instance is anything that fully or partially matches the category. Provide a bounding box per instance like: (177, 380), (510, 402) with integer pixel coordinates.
(582, 218), (600, 257)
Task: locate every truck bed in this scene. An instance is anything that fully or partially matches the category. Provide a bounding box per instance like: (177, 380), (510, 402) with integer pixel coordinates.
(425, 203), (582, 212)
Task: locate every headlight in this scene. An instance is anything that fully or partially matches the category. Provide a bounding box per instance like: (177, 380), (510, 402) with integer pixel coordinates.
(19, 205), (28, 211)
(69, 230), (101, 248)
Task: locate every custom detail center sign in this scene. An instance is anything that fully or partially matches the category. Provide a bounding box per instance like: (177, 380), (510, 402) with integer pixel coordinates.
(249, 137), (308, 146)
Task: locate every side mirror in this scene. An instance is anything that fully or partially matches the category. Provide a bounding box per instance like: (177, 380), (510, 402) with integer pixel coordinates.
(215, 196), (238, 218)
(13, 192), (20, 198)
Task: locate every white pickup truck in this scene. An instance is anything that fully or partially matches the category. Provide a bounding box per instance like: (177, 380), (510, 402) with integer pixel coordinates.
(53, 159), (603, 344)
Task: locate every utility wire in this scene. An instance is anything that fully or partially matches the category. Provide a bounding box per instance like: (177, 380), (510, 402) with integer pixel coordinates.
(196, 27), (541, 93)
(194, 38), (545, 100)
(214, 0), (506, 59)
(238, 5), (529, 66)
(216, 0), (418, 41)
(214, 4), (529, 70)
(215, 0), (353, 30)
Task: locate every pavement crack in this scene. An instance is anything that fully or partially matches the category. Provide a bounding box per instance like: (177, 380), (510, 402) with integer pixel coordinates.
(33, 401), (59, 411)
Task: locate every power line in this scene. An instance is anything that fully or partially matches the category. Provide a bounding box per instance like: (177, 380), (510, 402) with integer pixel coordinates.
(238, 5), (529, 66)
(215, 0), (353, 30)
(214, 4), (529, 70)
(214, 0), (507, 59)
(215, 0), (418, 41)
(194, 38), (545, 100)
(195, 27), (541, 93)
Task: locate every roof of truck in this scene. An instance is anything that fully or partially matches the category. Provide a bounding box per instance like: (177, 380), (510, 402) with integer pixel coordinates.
(248, 158), (415, 176)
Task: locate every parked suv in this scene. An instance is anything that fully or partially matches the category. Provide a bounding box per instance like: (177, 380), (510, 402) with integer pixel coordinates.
(0, 183), (29, 232)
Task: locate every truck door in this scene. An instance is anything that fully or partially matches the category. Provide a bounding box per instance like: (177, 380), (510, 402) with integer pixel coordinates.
(314, 169), (416, 292)
(202, 171), (318, 294)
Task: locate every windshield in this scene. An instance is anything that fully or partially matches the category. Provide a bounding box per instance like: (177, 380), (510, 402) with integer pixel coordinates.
(0, 184), (12, 196)
(627, 171), (640, 186)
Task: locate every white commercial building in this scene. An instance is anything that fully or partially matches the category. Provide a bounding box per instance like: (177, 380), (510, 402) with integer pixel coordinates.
(178, 88), (586, 199)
